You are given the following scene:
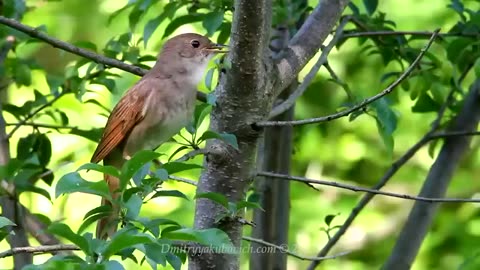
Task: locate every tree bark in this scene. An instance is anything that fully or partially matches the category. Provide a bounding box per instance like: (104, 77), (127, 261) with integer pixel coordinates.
(382, 79), (480, 269)
(250, 85), (294, 270)
(189, 1), (349, 269)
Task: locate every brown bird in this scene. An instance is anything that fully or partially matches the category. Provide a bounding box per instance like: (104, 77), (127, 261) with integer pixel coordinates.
(90, 33), (227, 239)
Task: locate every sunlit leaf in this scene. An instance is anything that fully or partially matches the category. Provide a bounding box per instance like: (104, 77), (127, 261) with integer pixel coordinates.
(55, 172), (111, 199)
(195, 192), (229, 209)
(163, 228), (235, 253)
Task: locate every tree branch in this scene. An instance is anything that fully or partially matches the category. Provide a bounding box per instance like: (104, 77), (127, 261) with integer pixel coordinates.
(275, 0), (350, 92)
(259, 29), (440, 127)
(0, 16), (145, 76)
(306, 84), (459, 269)
(258, 171), (480, 203)
(191, 0), (273, 268)
(268, 18), (349, 118)
(383, 79), (480, 269)
(342, 30), (478, 39)
(0, 244), (79, 259)
(0, 16), (207, 102)
(242, 236), (350, 261)
(6, 91), (67, 139)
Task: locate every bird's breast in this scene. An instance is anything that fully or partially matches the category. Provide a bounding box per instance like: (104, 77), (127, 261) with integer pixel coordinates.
(123, 88), (196, 156)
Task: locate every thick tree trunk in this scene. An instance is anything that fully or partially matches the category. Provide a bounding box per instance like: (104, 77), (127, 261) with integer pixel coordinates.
(383, 79), (480, 269)
(189, 1), (273, 269)
(189, 1), (349, 269)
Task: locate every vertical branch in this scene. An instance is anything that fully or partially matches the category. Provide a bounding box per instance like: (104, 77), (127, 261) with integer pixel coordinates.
(383, 79), (480, 269)
(251, 84), (295, 270)
(190, 0), (273, 269)
(250, 0), (307, 267)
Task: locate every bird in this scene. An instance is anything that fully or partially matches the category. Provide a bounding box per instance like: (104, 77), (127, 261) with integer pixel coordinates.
(90, 33), (227, 239)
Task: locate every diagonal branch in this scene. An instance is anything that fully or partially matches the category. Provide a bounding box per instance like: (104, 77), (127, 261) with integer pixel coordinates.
(0, 16), (145, 76)
(274, 0), (350, 93)
(0, 16), (207, 102)
(242, 236), (350, 261)
(269, 18), (349, 118)
(259, 29), (440, 127)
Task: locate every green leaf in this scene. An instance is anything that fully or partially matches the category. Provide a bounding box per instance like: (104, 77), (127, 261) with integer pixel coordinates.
(166, 252), (183, 270)
(102, 232), (153, 259)
(411, 93), (441, 113)
(195, 192), (229, 209)
(104, 260), (126, 270)
(373, 98), (397, 135)
(143, 1), (178, 47)
(55, 172), (111, 199)
(77, 163), (120, 178)
(143, 242), (168, 266)
(199, 131), (239, 149)
(70, 127), (103, 142)
(206, 92), (217, 106)
(203, 11), (224, 36)
(236, 200), (263, 211)
(13, 62), (32, 86)
(151, 190), (189, 200)
(163, 228), (235, 253)
(374, 117), (394, 156)
(36, 133), (52, 167)
(74, 41), (98, 52)
(204, 68), (215, 90)
(78, 205), (112, 234)
(163, 14), (204, 38)
(125, 194), (143, 220)
(48, 223), (90, 254)
(363, 0), (378, 15)
(138, 218), (180, 237)
(120, 150), (161, 190)
(193, 103), (212, 130)
(0, 216), (16, 229)
(162, 162), (203, 174)
(324, 214), (337, 226)
(154, 168), (169, 181)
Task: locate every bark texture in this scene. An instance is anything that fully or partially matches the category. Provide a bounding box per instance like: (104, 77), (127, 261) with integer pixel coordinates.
(190, 0), (349, 269)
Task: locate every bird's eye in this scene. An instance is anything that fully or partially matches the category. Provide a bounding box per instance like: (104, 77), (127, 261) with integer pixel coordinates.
(191, 40), (200, 48)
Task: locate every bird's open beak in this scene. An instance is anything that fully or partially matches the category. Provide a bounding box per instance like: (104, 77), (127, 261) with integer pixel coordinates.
(205, 43), (229, 53)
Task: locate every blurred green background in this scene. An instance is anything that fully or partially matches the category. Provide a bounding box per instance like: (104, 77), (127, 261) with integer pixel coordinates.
(2, 0), (480, 269)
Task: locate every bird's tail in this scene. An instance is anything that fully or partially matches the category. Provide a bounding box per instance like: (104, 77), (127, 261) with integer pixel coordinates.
(96, 173), (120, 239)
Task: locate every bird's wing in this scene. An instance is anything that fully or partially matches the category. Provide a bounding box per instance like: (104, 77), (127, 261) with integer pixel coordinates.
(91, 82), (150, 163)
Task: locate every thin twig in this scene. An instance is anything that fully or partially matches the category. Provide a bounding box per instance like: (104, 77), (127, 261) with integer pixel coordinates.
(269, 19), (349, 118)
(5, 122), (78, 130)
(342, 30), (478, 39)
(258, 171), (480, 203)
(324, 62), (353, 100)
(168, 175), (197, 186)
(0, 244), (79, 258)
(6, 92), (66, 139)
(430, 130), (480, 139)
(174, 148), (207, 162)
(258, 29), (440, 127)
(241, 236), (350, 261)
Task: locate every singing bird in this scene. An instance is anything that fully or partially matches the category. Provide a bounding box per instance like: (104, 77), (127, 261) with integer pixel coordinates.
(91, 33), (227, 239)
